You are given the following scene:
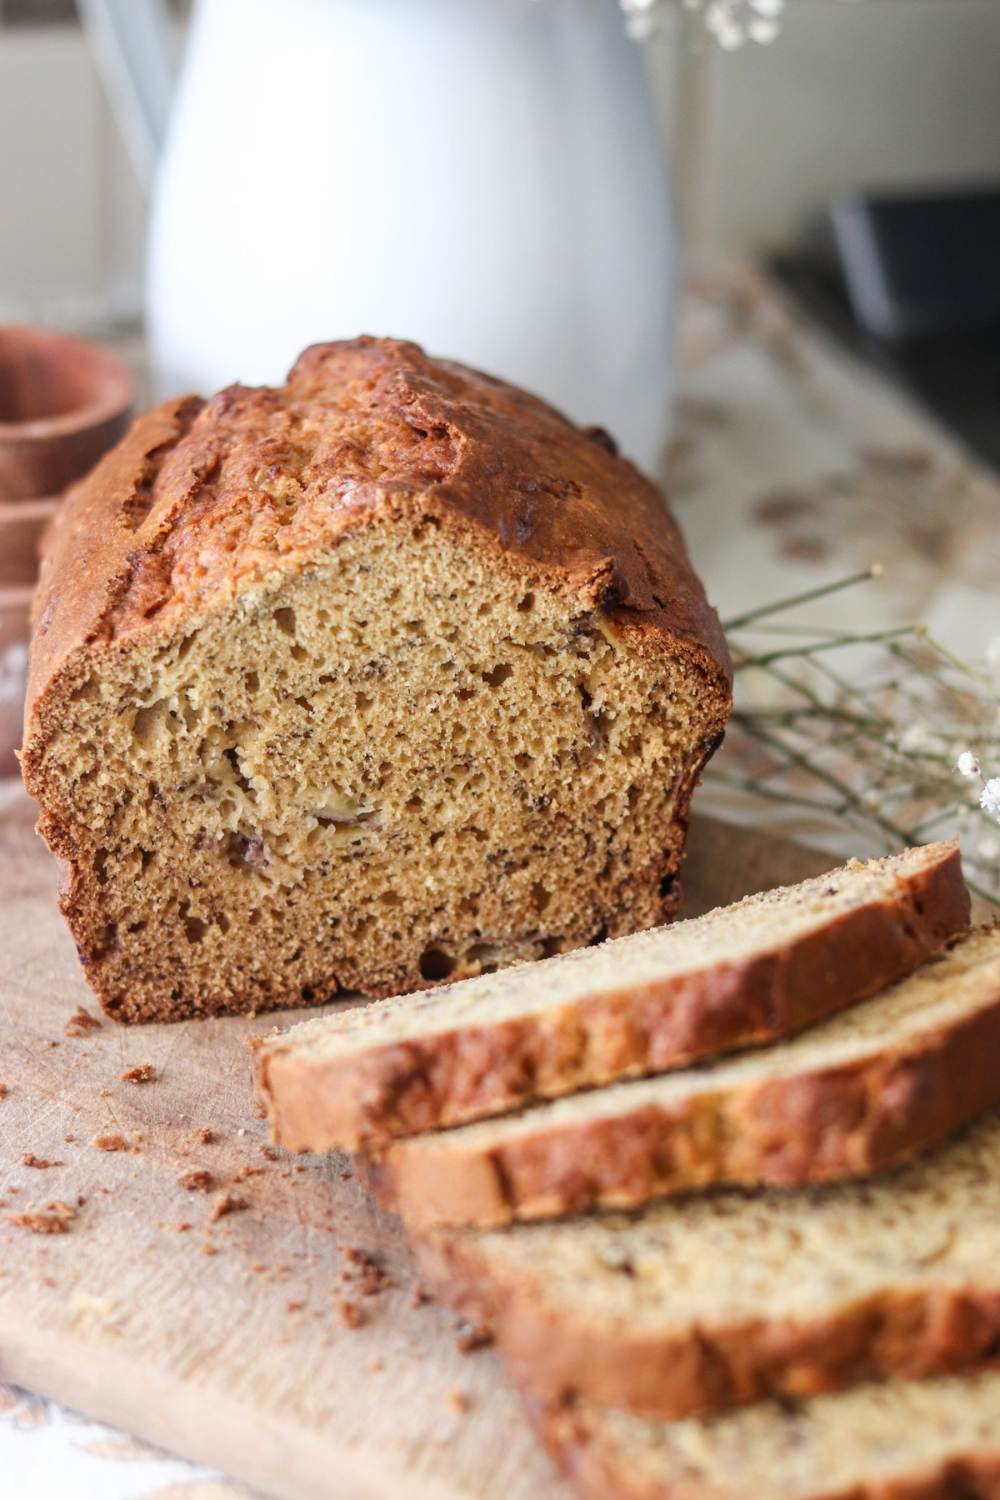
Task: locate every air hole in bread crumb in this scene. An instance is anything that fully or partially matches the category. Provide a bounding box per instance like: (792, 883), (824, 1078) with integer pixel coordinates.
(419, 946), (455, 981)
(177, 633), (196, 662)
(456, 687), (475, 702)
(184, 916), (209, 945)
(217, 912), (231, 934)
(132, 700), (172, 747)
(274, 607), (297, 637)
(94, 849), (109, 884)
(71, 678), (100, 703)
(290, 643), (308, 663)
(531, 881), (551, 915)
(517, 592), (535, 613)
(355, 692), (373, 712)
(482, 663), (512, 689)
(380, 891), (402, 908)
(300, 985), (315, 1002)
(245, 670), (260, 693)
(514, 753), (532, 771)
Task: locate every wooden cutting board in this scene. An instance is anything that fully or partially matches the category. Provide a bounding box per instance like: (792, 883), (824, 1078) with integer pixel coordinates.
(0, 791), (834, 1500)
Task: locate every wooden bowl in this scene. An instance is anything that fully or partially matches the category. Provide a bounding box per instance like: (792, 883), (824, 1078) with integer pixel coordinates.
(0, 325), (134, 500)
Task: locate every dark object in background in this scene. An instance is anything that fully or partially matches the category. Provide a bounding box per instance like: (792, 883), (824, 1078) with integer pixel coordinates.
(832, 187), (1000, 341)
(775, 184), (1000, 474)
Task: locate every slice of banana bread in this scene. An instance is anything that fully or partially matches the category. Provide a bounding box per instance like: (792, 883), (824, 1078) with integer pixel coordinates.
(529, 1373), (1000, 1500)
(254, 842), (968, 1152)
(20, 338), (730, 1021)
(372, 928), (1000, 1229)
(416, 1109), (1000, 1420)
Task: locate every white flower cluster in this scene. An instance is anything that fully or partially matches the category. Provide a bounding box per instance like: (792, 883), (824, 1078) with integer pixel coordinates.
(957, 751), (1000, 823)
(620, 0), (785, 47)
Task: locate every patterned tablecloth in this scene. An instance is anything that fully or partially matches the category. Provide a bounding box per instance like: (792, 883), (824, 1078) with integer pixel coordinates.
(2, 265), (997, 1498)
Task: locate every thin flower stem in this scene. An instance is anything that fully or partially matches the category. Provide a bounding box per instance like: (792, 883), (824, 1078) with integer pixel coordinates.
(923, 632), (999, 695)
(745, 721), (914, 848)
(705, 771), (845, 817)
(722, 568), (879, 632)
(735, 625), (917, 671)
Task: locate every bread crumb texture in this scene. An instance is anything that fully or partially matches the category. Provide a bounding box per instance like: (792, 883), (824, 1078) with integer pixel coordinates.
(21, 337), (730, 1022)
(6, 1200), (76, 1234)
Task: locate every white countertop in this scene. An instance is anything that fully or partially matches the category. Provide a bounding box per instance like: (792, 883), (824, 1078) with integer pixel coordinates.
(3, 264), (998, 1498)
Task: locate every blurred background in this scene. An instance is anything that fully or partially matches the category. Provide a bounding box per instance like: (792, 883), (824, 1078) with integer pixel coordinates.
(3, 0), (1000, 330)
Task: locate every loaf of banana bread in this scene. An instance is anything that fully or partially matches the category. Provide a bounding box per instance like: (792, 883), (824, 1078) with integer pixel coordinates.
(21, 338), (730, 1021)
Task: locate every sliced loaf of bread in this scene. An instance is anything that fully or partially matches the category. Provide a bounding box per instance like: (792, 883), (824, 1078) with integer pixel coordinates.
(255, 842), (968, 1152)
(372, 928), (1000, 1229)
(529, 1372), (1000, 1500)
(416, 1109), (1000, 1419)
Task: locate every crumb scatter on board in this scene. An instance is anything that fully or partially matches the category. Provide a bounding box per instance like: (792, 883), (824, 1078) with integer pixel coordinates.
(121, 1063), (156, 1084)
(6, 1200), (76, 1234)
(92, 1133), (130, 1152)
(64, 1006), (102, 1038)
(336, 1298), (365, 1329)
(209, 1192), (249, 1223)
(178, 1169), (214, 1193)
(22, 1155), (63, 1170)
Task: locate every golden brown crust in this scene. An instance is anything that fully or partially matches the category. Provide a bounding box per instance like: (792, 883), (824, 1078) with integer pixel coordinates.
(255, 844), (969, 1152)
(526, 1396), (1000, 1500)
(372, 968), (1000, 1230)
(416, 1232), (1000, 1423)
(24, 337), (730, 747)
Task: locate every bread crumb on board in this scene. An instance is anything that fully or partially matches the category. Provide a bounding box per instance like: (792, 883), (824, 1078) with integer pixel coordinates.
(340, 1246), (390, 1297)
(65, 1006), (102, 1038)
(447, 1389), (471, 1416)
(92, 1133), (130, 1153)
(178, 1169), (214, 1192)
(121, 1063), (156, 1084)
(454, 1320), (492, 1355)
(336, 1298), (365, 1329)
(193, 1127), (215, 1145)
(0, 1083), (7, 1100)
(22, 1154), (63, 1170)
(209, 1192), (249, 1223)
(6, 1200), (76, 1234)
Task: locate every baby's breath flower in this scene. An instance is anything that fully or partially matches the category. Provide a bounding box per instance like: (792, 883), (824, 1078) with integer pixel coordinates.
(978, 836), (1000, 863)
(981, 778), (1000, 822)
(957, 750), (982, 778)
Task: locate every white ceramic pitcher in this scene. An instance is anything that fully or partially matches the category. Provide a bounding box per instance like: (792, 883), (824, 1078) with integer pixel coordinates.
(84, 0), (676, 472)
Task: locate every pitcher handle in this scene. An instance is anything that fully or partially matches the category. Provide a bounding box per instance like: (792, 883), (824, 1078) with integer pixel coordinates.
(77, 0), (178, 189)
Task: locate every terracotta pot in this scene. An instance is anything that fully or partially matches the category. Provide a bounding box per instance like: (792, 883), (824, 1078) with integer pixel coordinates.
(0, 326), (133, 500)
(0, 326), (135, 774)
(0, 496), (59, 587)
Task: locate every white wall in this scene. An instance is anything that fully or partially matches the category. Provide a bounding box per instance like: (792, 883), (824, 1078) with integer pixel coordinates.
(667, 0), (1000, 253)
(0, 25), (144, 327)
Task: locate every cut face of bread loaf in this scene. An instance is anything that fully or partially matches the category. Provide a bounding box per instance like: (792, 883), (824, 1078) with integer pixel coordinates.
(373, 928), (1000, 1229)
(255, 842), (968, 1152)
(530, 1373), (1000, 1500)
(417, 1108), (1000, 1420)
(20, 338), (730, 1021)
